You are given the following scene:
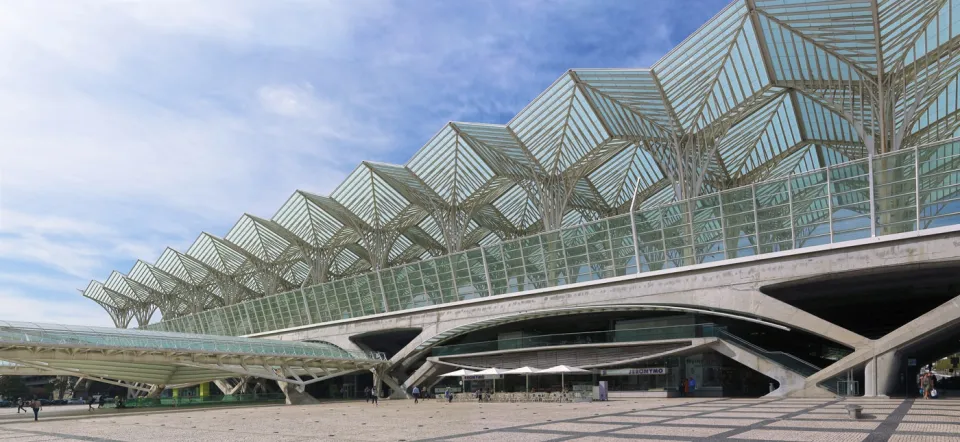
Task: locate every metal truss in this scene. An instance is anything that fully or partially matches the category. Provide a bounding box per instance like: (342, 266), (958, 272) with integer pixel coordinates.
(84, 0), (960, 328)
(0, 321), (386, 388)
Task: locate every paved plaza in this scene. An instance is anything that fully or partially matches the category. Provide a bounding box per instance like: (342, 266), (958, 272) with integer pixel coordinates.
(1, 397), (959, 441)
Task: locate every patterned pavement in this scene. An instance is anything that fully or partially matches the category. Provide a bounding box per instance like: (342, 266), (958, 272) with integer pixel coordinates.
(1, 397), (959, 441)
(419, 398), (959, 442)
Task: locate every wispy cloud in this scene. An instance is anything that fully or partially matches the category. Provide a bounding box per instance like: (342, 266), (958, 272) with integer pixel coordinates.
(0, 0), (728, 327)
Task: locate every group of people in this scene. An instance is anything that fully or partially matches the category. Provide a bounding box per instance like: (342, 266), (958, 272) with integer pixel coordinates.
(677, 377), (696, 397)
(13, 397), (42, 421)
(362, 386), (379, 405)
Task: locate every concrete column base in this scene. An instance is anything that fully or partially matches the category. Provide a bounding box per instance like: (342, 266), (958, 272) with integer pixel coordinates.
(277, 381), (319, 405)
(145, 384), (166, 398)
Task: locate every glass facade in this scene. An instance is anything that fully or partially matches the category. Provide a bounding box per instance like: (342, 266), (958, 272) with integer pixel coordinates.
(148, 139), (960, 336)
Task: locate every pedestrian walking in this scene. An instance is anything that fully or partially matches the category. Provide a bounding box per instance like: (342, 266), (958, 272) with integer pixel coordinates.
(364, 386), (371, 403)
(98, 395), (105, 409)
(30, 397), (41, 422)
(445, 387), (453, 404)
(16, 397), (25, 413)
(922, 373), (933, 399)
(688, 377), (696, 397)
(412, 385), (421, 404)
(87, 396), (95, 411)
(370, 387), (379, 406)
(678, 378), (686, 397)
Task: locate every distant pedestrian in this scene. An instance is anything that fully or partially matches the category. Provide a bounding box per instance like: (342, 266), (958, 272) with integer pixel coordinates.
(688, 377), (696, 396)
(87, 396), (95, 411)
(922, 373), (934, 399)
(30, 398), (41, 421)
(678, 378), (686, 397)
(364, 386), (371, 403)
(98, 395), (105, 409)
(412, 385), (421, 404)
(370, 387), (378, 406)
(16, 397), (25, 413)
(445, 387), (453, 404)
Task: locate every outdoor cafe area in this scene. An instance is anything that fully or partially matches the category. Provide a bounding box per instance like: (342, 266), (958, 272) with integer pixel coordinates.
(431, 353), (749, 402)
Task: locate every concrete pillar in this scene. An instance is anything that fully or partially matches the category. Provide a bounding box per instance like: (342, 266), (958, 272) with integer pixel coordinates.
(276, 381), (319, 405)
(146, 384), (166, 399)
(380, 373), (410, 399)
(874, 351), (899, 397)
(864, 358), (876, 397)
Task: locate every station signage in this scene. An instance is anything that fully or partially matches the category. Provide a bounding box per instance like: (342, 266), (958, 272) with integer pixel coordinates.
(600, 367), (667, 376)
(463, 375), (504, 380)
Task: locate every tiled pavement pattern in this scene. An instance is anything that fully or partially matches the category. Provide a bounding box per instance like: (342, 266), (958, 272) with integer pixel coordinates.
(1, 398), (959, 441)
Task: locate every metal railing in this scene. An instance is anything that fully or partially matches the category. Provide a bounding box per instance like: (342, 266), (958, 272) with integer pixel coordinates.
(149, 139), (960, 336)
(716, 329), (822, 377)
(432, 323), (721, 356)
(122, 393), (286, 408)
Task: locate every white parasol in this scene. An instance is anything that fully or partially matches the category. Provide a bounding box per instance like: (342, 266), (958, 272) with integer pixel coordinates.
(504, 366), (542, 392)
(538, 365), (591, 391)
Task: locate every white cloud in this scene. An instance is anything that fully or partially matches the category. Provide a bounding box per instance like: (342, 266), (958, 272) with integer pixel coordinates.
(0, 288), (115, 328)
(0, 0), (723, 327)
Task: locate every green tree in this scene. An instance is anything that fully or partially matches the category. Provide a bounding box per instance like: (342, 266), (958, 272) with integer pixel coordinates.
(49, 376), (74, 400)
(0, 376), (30, 400)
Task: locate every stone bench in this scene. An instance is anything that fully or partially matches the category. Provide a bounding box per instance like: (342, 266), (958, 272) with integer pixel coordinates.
(844, 404), (863, 419)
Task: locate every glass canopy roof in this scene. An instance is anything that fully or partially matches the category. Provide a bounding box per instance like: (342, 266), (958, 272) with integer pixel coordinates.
(86, 0), (960, 329)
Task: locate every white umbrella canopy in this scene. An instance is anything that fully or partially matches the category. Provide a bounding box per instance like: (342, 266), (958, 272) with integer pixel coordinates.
(439, 369), (477, 377)
(539, 365), (591, 391)
(472, 368), (511, 392)
(504, 366), (542, 392)
(539, 365), (590, 374)
(503, 366), (542, 375)
(473, 368), (511, 375)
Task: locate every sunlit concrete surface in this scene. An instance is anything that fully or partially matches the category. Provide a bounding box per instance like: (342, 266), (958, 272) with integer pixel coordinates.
(2, 398), (960, 441)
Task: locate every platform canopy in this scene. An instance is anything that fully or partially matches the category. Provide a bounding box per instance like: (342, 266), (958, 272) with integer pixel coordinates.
(82, 0), (960, 332)
(0, 320), (386, 391)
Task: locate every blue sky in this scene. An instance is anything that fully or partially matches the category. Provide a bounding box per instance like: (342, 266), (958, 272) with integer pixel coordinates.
(0, 0), (728, 326)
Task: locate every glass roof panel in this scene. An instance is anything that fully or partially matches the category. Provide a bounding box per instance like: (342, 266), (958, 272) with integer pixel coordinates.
(0, 320), (376, 360)
(407, 124), (496, 205)
(757, 0), (879, 74)
(654, 0), (751, 129)
(186, 234), (249, 275)
(225, 215), (294, 263)
(573, 69), (676, 130)
(272, 191), (348, 248)
(588, 143), (665, 209)
(331, 163), (412, 229)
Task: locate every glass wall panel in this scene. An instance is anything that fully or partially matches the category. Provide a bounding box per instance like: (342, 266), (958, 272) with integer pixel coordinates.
(634, 208), (665, 271)
(874, 150), (918, 235)
(829, 160), (871, 241)
(919, 141), (960, 229)
(720, 187), (757, 258)
(754, 179), (792, 254)
(791, 171), (831, 248)
(692, 195), (725, 262)
(608, 214), (636, 275)
(483, 245), (508, 296)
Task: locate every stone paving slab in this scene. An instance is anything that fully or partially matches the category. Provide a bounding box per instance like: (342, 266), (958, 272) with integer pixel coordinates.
(703, 411), (786, 418)
(612, 424), (735, 437)
(731, 429), (869, 441)
(0, 397), (954, 441)
(764, 419), (880, 430)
